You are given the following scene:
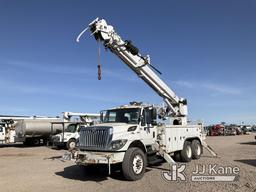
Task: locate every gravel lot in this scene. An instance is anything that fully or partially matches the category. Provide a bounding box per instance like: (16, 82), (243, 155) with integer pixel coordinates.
(0, 133), (255, 192)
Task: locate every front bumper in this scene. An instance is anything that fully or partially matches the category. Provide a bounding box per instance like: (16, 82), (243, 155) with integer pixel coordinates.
(53, 141), (65, 146)
(75, 151), (125, 165)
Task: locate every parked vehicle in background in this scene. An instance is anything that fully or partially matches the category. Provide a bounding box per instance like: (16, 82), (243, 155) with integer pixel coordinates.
(224, 126), (236, 136)
(0, 112), (99, 146)
(204, 126), (210, 136)
(235, 126), (242, 135)
(51, 113), (100, 150)
(51, 122), (83, 150)
(241, 126), (248, 134)
(246, 125), (252, 132)
(0, 119), (16, 144)
(15, 118), (64, 145)
(209, 124), (225, 136)
(0, 117), (61, 145)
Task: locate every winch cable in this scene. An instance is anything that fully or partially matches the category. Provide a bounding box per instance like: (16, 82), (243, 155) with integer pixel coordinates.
(97, 40), (102, 80)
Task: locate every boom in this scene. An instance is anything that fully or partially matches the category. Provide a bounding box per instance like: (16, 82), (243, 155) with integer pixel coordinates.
(77, 18), (188, 125)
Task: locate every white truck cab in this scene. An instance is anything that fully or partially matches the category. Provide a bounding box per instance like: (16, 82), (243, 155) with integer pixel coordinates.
(52, 123), (84, 150)
(0, 120), (16, 144)
(52, 112), (100, 150)
(0, 124), (5, 142)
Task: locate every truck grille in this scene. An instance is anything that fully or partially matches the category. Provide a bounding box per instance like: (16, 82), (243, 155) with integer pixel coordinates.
(79, 126), (113, 150)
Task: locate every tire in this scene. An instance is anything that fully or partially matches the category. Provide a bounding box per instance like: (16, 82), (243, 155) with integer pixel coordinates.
(32, 138), (40, 146)
(42, 138), (48, 146)
(191, 140), (202, 159)
(122, 147), (146, 181)
(180, 141), (192, 162)
(23, 138), (32, 146)
(66, 139), (76, 150)
(173, 151), (181, 162)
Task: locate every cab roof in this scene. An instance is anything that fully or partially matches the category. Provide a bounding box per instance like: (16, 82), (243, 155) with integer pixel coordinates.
(108, 102), (153, 110)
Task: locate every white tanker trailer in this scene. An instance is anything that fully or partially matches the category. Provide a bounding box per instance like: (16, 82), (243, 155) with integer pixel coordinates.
(14, 119), (64, 146)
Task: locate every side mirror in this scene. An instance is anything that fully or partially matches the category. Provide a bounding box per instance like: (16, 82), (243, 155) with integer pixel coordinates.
(146, 115), (151, 125)
(151, 108), (157, 126)
(140, 115), (145, 126)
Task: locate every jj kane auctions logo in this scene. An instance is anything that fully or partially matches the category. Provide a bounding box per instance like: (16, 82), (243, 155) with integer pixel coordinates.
(162, 164), (240, 182)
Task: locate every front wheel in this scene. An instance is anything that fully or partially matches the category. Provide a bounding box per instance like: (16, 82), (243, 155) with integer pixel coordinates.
(66, 139), (76, 150)
(122, 147), (146, 181)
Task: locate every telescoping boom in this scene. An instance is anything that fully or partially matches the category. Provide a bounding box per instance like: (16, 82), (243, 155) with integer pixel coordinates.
(77, 18), (188, 125)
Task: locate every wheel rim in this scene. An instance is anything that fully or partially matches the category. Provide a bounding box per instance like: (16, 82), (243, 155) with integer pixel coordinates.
(132, 154), (143, 174)
(69, 141), (76, 149)
(186, 145), (192, 158)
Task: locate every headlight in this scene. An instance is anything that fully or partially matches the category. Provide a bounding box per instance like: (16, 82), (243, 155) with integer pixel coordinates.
(110, 139), (127, 150)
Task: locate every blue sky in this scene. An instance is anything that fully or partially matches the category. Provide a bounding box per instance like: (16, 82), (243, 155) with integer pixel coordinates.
(0, 0), (256, 125)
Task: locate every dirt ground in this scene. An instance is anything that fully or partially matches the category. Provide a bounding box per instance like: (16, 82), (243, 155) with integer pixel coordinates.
(0, 133), (255, 192)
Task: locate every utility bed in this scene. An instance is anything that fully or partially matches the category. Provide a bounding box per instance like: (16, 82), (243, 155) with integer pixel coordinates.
(163, 124), (204, 153)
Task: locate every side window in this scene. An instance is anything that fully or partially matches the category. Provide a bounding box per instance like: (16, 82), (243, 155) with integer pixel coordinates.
(130, 111), (139, 123)
(67, 124), (77, 133)
(108, 111), (116, 122)
(124, 113), (130, 121)
(0, 127), (2, 132)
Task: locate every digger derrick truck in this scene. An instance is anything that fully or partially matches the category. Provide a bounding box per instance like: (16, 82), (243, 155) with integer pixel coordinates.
(69, 18), (215, 181)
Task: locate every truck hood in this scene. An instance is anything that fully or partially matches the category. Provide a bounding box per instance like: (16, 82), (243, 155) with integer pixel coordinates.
(93, 123), (136, 134)
(55, 132), (76, 137)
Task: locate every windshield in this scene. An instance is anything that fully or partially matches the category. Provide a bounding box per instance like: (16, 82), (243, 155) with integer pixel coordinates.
(66, 124), (77, 133)
(103, 108), (140, 124)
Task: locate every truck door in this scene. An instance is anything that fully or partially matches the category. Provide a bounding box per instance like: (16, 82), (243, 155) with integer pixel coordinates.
(0, 126), (5, 141)
(140, 108), (157, 146)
